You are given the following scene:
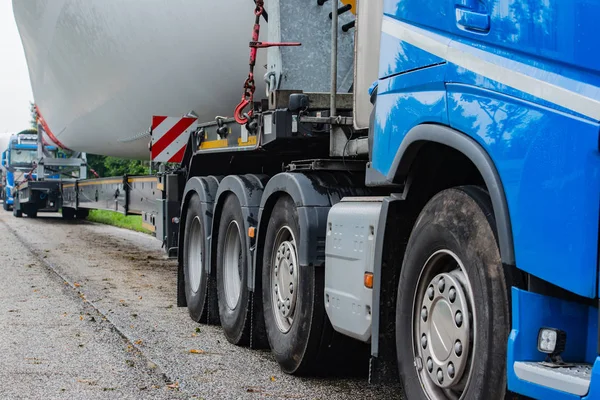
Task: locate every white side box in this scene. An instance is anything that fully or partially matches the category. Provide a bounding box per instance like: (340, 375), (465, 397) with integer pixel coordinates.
(325, 197), (383, 342)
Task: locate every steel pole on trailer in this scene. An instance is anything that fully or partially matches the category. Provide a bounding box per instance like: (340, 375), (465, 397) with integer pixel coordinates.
(330, 0), (338, 117)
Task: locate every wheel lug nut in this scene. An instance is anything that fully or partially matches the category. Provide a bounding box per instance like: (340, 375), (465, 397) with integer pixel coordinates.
(437, 369), (444, 384)
(421, 307), (428, 322)
(455, 340), (463, 356)
(448, 362), (455, 379)
(427, 286), (434, 300)
(421, 334), (427, 349)
(438, 278), (445, 293)
(449, 287), (456, 302)
(289, 283), (293, 293)
(455, 311), (463, 327)
(289, 266), (294, 275)
(427, 357), (433, 372)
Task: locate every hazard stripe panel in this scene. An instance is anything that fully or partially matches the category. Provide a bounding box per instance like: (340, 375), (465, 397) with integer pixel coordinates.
(151, 115), (168, 131)
(151, 116), (198, 163)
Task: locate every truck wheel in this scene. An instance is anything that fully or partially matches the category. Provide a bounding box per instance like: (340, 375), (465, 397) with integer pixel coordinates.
(76, 209), (89, 219)
(396, 186), (510, 399)
(62, 208), (75, 220)
(216, 194), (250, 345)
(262, 195), (325, 375)
(183, 194), (208, 322)
(26, 208), (38, 218)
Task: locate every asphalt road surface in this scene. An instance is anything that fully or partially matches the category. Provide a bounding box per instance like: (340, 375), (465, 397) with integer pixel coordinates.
(0, 207), (401, 399)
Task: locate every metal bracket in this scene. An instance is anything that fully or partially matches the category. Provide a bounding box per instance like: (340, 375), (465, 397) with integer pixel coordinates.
(285, 159), (365, 172)
(300, 116), (353, 125)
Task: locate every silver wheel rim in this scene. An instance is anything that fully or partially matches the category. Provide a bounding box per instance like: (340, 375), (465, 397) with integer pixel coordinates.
(270, 226), (299, 333)
(188, 216), (203, 294)
(412, 250), (476, 400)
(223, 220), (243, 310)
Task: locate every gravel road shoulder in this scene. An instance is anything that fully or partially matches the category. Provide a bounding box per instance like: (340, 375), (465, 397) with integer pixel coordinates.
(0, 210), (402, 399)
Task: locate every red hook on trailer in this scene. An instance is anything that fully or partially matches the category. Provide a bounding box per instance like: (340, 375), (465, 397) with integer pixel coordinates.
(234, 0), (300, 125)
(234, 74), (256, 124)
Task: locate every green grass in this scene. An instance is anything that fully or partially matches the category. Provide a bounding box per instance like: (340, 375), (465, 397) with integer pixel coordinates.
(86, 210), (152, 234)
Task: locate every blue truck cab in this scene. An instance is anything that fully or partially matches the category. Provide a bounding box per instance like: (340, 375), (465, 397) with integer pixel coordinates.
(369, 0), (600, 398)
(1, 149), (13, 208)
(1, 131), (56, 211)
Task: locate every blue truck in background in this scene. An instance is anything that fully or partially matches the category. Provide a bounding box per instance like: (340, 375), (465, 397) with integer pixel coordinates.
(10, 0), (600, 399)
(0, 129), (66, 217)
(0, 129), (46, 211)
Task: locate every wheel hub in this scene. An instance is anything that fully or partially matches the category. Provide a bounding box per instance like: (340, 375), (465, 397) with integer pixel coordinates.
(418, 271), (471, 389)
(274, 241), (297, 319)
(223, 221), (242, 309)
(271, 226), (298, 333)
(188, 216), (203, 294)
(429, 300), (454, 361)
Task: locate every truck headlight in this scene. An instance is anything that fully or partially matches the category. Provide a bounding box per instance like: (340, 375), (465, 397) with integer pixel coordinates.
(537, 327), (566, 355)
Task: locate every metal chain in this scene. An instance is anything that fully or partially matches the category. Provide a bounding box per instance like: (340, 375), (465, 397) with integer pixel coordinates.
(234, 1), (300, 125)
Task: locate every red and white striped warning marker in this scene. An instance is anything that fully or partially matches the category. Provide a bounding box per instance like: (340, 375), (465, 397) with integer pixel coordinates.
(150, 116), (198, 163)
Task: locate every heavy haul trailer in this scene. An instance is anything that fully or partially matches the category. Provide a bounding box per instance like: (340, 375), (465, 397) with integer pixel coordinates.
(61, 176), (160, 229)
(34, 0), (600, 399)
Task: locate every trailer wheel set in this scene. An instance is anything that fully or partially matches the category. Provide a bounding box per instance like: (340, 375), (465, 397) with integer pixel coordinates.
(175, 171), (510, 395)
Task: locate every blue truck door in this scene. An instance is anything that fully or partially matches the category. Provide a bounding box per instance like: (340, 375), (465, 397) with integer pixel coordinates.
(445, 0), (600, 297)
(372, 1), (453, 181)
(380, 0), (451, 79)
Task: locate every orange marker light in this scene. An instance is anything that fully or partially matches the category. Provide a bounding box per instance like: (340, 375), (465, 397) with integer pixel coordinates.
(364, 272), (374, 289)
(248, 227), (256, 238)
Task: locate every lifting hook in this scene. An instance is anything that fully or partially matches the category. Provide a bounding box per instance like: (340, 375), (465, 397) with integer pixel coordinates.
(234, 0), (300, 125)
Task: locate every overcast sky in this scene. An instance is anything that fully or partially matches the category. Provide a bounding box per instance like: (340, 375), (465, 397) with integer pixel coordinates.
(0, 1), (34, 134)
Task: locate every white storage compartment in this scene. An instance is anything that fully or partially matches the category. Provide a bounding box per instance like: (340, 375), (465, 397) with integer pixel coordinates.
(324, 197), (383, 342)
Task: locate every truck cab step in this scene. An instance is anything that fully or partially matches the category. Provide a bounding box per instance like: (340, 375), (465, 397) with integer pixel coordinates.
(514, 361), (592, 396)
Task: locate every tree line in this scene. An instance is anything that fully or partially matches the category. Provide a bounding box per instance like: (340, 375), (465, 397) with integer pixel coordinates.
(86, 154), (150, 177)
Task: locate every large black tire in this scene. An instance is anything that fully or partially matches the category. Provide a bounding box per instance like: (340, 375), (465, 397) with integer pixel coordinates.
(261, 195), (326, 375)
(62, 208), (75, 220)
(26, 207), (38, 218)
(76, 209), (90, 219)
(216, 194), (250, 345)
(183, 194), (208, 322)
(396, 186), (511, 399)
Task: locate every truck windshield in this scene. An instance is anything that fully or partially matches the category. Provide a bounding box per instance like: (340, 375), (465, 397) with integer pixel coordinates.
(10, 149), (37, 166)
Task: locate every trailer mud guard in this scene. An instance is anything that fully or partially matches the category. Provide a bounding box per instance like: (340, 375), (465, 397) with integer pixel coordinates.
(252, 172), (368, 350)
(254, 172), (370, 284)
(254, 172), (331, 280)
